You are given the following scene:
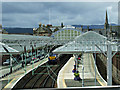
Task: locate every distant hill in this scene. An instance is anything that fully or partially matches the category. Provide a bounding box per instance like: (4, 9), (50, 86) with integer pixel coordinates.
(3, 27), (33, 34)
(109, 23), (117, 26)
(3, 24), (117, 34)
(72, 24), (117, 29)
(72, 25), (104, 29)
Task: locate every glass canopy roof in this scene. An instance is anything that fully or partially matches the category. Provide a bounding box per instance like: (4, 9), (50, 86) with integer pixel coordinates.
(53, 31), (119, 54)
(1, 34), (71, 53)
(0, 42), (19, 55)
(1, 34), (51, 53)
(2, 34), (50, 41)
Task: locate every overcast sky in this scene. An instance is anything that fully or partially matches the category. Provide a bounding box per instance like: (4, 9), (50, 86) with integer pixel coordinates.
(2, 2), (118, 28)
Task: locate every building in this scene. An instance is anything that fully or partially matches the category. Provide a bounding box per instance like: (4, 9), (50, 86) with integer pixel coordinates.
(0, 24), (2, 33)
(33, 22), (65, 36)
(33, 23), (52, 36)
(0, 24), (8, 34)
(51, 28), (81, 40)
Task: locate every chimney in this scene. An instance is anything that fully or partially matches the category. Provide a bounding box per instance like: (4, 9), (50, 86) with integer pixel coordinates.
(39, 23), (42, 27)
(81, 25), (83, 32)
(43, 24), (45, 27)
(61, 22), (64, 28)
(0, 24), (2, 29)
(87, 25), (89, 31)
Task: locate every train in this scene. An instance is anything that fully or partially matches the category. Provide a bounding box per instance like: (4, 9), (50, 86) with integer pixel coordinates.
(48, 53), (58, 64)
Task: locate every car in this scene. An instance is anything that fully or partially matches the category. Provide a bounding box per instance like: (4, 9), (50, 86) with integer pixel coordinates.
(3, 59), (10, 65)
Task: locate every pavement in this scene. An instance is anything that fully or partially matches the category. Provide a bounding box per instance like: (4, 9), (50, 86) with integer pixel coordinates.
(0, 64), (23, 78)
(0, 57), (48, 90)
(57, 53), (107, 88)
(0, 66), (9, 70)
(0, 66), (10, 78)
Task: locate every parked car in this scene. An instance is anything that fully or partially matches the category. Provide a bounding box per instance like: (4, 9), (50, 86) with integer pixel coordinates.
(3, 59), (10, 65)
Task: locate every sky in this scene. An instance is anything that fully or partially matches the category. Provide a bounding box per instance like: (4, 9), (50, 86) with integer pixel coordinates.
(2, 1), (118, 28)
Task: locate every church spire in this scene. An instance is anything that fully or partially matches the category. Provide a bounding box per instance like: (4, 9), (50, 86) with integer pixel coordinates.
(104, 10), (109, 30)
(105, 10), (108, 25)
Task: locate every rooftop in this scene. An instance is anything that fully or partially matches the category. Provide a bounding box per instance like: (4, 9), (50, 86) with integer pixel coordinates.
(53, 31), (119, 54)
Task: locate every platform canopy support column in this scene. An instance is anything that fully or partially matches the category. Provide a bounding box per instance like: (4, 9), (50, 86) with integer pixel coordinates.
(21, 53), (24, 67)
(24, 46), (27, 74)
(10, 54), (13, 73)
(74, 54), (80, 72)
(107, 42), (112, 85)
(94, 46), (97, 86)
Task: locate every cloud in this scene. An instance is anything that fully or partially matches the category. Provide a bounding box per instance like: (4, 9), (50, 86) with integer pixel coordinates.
(2, 2), (118, 27)
(2, 2), (46, 14)
(2, 0), (120, 2)
(107, 6), (113, 10)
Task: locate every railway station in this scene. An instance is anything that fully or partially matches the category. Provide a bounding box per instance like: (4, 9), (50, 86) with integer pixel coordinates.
(0, 30), (120, 89)
(1, 1), (120, 89)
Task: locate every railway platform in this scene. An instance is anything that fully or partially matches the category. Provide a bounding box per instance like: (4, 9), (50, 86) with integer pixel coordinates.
(57, 53), (107, 88)
(1, 58), (48, 89)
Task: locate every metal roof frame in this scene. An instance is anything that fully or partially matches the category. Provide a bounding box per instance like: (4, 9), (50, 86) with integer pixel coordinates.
(53, 31), (120, 86)
(53, 31), (119, 54)
(0, 42), (19, 55)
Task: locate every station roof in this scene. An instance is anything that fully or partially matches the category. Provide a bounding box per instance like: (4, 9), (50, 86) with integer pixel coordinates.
(53, 31), (119, 54)
(1, 34), (70, 53)
(1, 34), (52, 53)
(8, 41), (48, 52)
(2, 34), (50, 41)
(0, 42), (19, 55)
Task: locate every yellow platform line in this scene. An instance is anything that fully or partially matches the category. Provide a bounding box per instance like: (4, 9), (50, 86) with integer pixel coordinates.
(62, 76), (67, 88)
(4, 78), (16, 89)
(97, 78), (105, 86)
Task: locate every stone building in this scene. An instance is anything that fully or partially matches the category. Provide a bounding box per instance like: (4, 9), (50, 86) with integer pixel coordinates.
(33, 24), (52, 36)
(33, 22), (65, 36)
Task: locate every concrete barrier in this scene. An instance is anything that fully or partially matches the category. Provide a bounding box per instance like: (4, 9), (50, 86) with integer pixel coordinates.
(90, 54), (107, 86)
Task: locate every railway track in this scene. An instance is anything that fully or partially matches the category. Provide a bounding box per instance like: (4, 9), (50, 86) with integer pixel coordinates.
(13, 54), (72, 89)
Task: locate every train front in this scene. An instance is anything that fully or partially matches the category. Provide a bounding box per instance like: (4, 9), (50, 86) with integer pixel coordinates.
(48, 53), (57, 64)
